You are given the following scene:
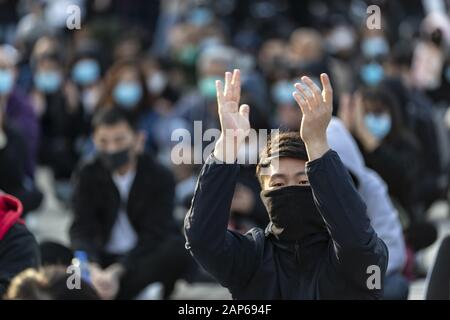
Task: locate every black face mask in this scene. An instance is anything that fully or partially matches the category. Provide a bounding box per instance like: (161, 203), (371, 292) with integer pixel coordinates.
(99, 148), (131, 171)
(261, 185), (327, 242)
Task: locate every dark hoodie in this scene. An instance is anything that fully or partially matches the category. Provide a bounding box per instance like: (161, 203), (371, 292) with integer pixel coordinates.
(0, 194), (40, 297)
(184, 150), (388, 299)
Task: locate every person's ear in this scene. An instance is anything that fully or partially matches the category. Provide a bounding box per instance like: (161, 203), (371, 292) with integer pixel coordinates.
(135, 130), (146, 154)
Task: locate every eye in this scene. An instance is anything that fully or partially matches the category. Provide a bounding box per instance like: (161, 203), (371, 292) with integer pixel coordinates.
(299, 180), (309, 185)
(270, 182), (284, 188)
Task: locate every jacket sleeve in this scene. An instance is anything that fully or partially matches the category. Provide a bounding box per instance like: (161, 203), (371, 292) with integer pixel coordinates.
(306, 150), (388, 290)
(69, 166), (103, 264)
(184, 154), (260, 291)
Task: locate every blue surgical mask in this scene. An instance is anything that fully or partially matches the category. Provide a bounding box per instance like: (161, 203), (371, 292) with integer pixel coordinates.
(364, 113), (392, 140)
(72, 59), (100, 86)
(360, 63), (384, 86)
(198, 76), (220, 100)
(113, 81), (143, 109)
(361, 36), (389, 58)
(0, 69), (14, 95)
(188, 8), (213, 27)
(34, 70), (62, 93)
(272, 80), (293, 105)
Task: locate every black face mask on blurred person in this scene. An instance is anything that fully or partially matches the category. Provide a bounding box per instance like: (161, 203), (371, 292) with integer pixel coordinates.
(261, 185), (327, 242)
(99, 148), (131, 171)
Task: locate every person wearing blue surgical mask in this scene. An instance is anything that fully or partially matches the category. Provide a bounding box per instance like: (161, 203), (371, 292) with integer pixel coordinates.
(272, 80), (302, 131)
(364, 113), (391, 140)
(0, 68), (14, 96)
(32, 56), (83, 184)
(340, 86), (420, 218)
(98, 62), (148, 112)
(97, 61), (158, 152)
(72, 59), (100, 86)
(33, 58), (63, 94)
(113, 81), (143, 109)
(360, 62), (384, 86)
(32, 57), (64, 96)
(361, 35), (389, 59)
(34, 70), (62, 93)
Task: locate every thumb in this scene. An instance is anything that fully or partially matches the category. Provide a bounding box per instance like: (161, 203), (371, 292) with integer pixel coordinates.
(320, 73), (333, 104)
(239, 104), (250, 121)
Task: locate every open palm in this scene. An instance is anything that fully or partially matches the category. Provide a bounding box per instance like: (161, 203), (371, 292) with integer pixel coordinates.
(216, 69), (250, 141)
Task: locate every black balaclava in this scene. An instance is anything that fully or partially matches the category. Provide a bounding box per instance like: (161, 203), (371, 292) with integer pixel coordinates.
(261, 185), (328, 242)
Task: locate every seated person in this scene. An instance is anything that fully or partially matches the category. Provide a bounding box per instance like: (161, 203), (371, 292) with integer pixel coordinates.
(327, 117), (408, 300)
(0, 45), (40, 178)
(184, 69), (388, 299)
(69, 108), (190, 299)
(0, 110), (43, 214)
(0, 193), (40, 298)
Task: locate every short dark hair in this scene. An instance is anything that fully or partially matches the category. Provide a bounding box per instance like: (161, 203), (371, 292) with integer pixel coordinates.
(5, 266), (99, 300)
(92, 108), (136, 132)
(256, 131), (308, 185)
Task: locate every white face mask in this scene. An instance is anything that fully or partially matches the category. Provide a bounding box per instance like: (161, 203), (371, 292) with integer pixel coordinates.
(147, 71), (168, 95)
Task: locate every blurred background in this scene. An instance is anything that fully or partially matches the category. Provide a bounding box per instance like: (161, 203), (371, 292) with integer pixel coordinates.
(0, 0), (449, 299)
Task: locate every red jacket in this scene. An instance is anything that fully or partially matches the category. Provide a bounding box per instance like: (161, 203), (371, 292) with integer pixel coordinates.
(0, 193), (39, 297)
(0, 194), (24, 241)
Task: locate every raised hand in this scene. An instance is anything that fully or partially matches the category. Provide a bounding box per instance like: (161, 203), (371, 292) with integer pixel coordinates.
(214, 69), (250, 163)
(293, 73), (333, 160)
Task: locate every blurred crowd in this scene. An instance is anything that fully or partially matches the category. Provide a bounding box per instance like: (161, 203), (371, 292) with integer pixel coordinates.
(0, 0), (450, 299)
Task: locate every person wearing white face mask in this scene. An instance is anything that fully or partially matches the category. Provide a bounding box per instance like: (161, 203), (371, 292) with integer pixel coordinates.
(339, 86), (421, 222)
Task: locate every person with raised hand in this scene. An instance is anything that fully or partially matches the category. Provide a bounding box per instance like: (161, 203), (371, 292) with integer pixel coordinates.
(213, 69), (250, 163)
(184, 69), (388, 299)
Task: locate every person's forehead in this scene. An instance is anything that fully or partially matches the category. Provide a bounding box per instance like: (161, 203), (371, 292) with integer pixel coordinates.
(120, 67), (139, 79)
(267, 157), (307, 176)
(95, 122), (133, 137)
(38, 59), (60, 69)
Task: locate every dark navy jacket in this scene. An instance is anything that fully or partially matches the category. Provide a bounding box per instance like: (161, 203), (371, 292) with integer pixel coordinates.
(184, 150), (388, 299)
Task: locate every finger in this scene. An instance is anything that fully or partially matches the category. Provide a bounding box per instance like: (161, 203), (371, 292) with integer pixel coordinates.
(320, 73), (333, 104)
(239, 104), (250, 121)
(353, 92), (364, 117)
(293, 91), (310, 116)
(216, 80), (224, 106)
(231, 69), (241, 102)
(224, 71), (232, 99)
(294, 83), (313, 111)
(338, 93), (350, 116)
(301, 76), (321, 107)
